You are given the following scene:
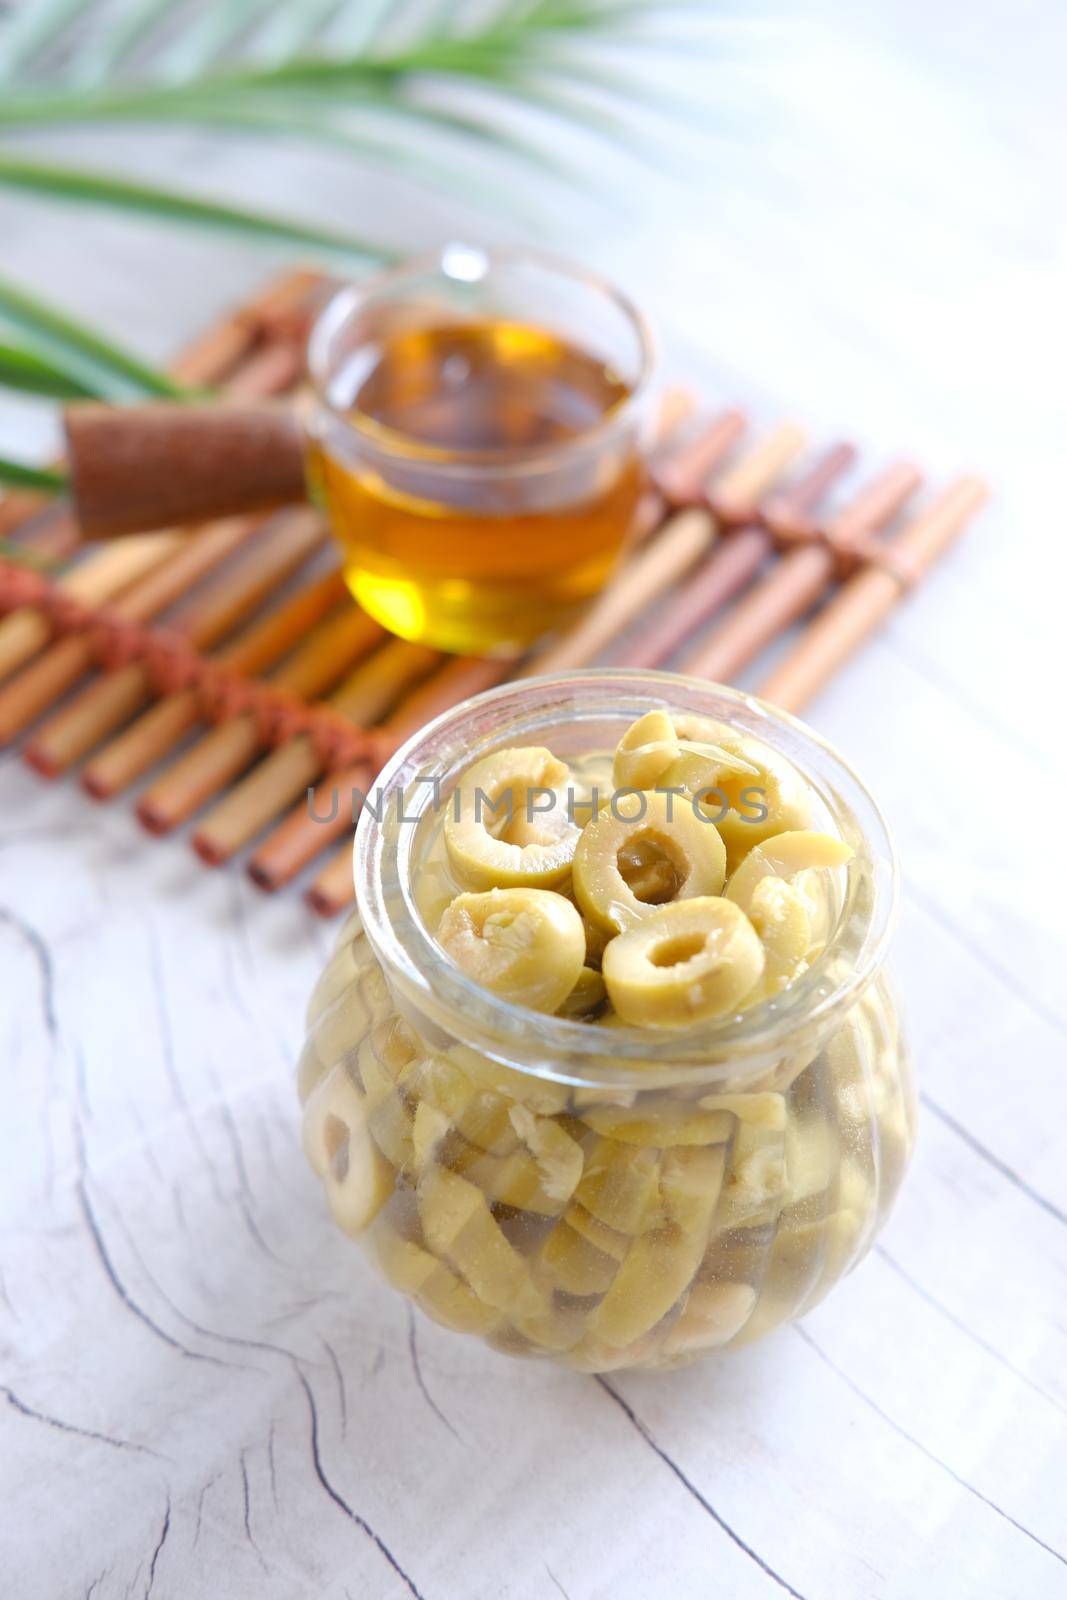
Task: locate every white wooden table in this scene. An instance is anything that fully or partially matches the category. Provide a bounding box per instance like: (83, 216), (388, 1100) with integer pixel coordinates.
(2, 7), (1065, 1597)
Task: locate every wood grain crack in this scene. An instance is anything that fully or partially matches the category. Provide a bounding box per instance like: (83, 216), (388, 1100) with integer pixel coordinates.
(794, 1325), (1067, 1572)
(193, 1474), (220, 1547)
(75, 1169), (227, 1369)
(906, 881), (1067, 1040)
(921, 1093), (1067, 1230)
(321, 1337), (349, 1435)
(545, 1563), (571, 1599)
(0, 904), (57, 1043)
(594, 1377), (809, 1600)
(145, 1499), (171, 1597)
(240, 1446), (268, 1571)
(405, 1307), (460, 1442)
(3, 1383), (158, 1457)
(875, 1243), (1067, 1416)
(298, 1370), (427, 1600)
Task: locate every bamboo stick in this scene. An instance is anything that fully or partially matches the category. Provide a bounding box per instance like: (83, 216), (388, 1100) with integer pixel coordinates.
(0, 534), (179, 685)
(520, 422), (805, 679)
(81, 570), (347, 799)
(134, 607), (385, 833)
(682, 461), (922, 683)
(138, 718), (264, 835)
(22, 510), (329, 775)
(518, 508), (713, 678)
(708, 423), (808, 524)
(758, 476), (989, 711)
(170, 266), (321, 387)
(651, 410), (746, 507)
(307, 840), (359, 918)
(246, 656), (509, 892)
(0, 515), (264, 744)
(615, 442), (856, 669)
(190, 641), (440, 864)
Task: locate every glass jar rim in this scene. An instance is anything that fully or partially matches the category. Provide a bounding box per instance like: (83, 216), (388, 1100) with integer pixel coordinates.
(353, 670), (899, 1089)
(306, 243), (657, 476)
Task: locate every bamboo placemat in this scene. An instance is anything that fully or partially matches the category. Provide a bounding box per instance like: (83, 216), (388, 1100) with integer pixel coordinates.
(0, 268), (988, 915)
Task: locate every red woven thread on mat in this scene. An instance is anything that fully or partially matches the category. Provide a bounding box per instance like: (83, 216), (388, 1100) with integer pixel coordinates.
(0, 557), (376, 768)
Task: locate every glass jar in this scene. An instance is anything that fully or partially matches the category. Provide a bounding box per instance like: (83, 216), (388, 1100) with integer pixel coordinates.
(297, 672), (914, 1372)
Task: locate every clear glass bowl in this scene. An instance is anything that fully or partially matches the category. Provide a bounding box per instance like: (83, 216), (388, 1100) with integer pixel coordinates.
(298, 672), (915, 1371)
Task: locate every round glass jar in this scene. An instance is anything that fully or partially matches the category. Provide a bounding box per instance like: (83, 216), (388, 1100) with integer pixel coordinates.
(298, 672), (915, 1372)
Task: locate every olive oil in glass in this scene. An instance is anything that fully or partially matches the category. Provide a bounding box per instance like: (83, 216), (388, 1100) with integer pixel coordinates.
(308, 250), (652, 656)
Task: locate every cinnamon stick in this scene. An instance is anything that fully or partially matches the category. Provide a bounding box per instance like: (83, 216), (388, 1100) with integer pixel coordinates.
(0, 266), (318, 545)
(246, 656), (509, 892)
(757, 476), (989, 711)
(617, 442), (856, 670)
(190, 641), (440, 864)
(682, 461), (922, 683)
(22, 510), (329, 776)
(65, 401), (307, 539)
(134, 606), (385, 833)
(81, 570), (348, 799)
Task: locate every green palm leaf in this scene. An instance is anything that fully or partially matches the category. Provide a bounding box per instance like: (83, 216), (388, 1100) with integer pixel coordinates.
(0, 271), (182, 398)
(0, 0), (722, 476)
(0, 156), (393, 262)
(0, 456), (68, 494)
(0, 341), (101, 400)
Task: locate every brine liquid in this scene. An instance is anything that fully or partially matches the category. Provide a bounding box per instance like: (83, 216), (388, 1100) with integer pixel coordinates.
(312, 320), (644, 656)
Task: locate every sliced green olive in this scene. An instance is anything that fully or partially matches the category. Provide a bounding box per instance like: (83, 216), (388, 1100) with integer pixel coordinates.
(367, 1225), (502, 1337)
(662, 728), (812, 869)
(435, 886), (585, 1012)
(725, 828), (853, 917)
(572, 790), (727, 934)
(555, 964), (608, 1019)
(617, 835), (679, 904)
(662, 1281), (757, 1356)
(416, 1166), (572, 1347)
(612, 709), (678, 790)
(744, 877), (812, 995)
(302, 1064), (394, 1237)
(602, 896), (765, 1027)
(443, 746), (579, 889)
(537, 1218), (619, 1296)
(453, 1105), (584, 1216)
(587, 1145), (726, 1347)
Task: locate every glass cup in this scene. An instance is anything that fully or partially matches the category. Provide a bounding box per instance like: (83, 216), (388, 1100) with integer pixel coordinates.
(298, 671), (915, 1372)
(306, 246), (655, 657)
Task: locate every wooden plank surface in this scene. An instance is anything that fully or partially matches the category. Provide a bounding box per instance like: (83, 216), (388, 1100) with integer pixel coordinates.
(1, 5), (1065, 1597)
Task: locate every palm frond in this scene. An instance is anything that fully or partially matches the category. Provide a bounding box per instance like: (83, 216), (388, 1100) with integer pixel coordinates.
(0, 340), (101, 400)
(0, 270), (182, 398)
(0, 0), (726, 471)
(0, 154), (393, 262)
(0, 455), (68, 494)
